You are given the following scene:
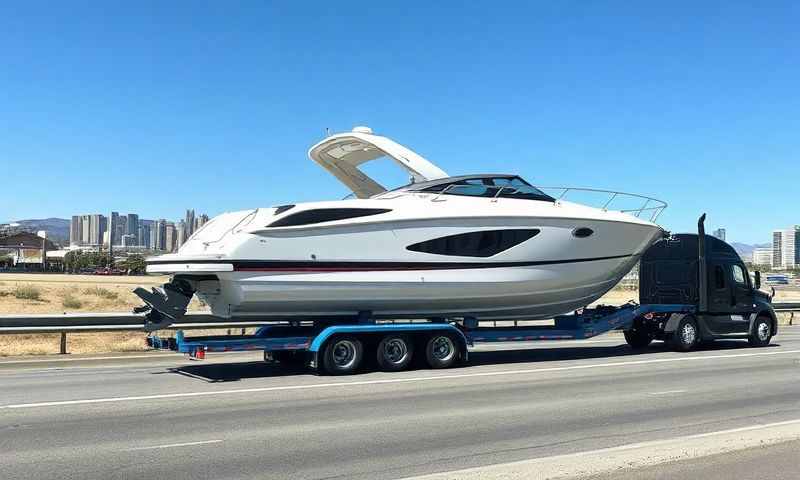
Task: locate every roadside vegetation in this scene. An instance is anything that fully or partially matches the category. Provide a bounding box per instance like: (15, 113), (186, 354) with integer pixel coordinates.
(13, 284), (44, 301)
(83, 286), (119, 300)
(61, 293), (83, 309)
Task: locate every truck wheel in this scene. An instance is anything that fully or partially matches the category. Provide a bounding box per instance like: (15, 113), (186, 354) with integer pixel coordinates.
(669, 316), (699, 352)
(322, 336), (363, 375)
(425, 333), (459, 369)
(624, 329), (653, 349)
(377, 335), (414, 371)
(748, 316), (772, 347)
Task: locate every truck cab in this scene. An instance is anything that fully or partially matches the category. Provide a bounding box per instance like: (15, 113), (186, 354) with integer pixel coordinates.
(639, 232), (776, 346)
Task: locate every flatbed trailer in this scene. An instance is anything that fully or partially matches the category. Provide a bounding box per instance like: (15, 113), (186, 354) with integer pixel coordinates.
(145, 215), (777, 375)
(148, 302), (697, 375)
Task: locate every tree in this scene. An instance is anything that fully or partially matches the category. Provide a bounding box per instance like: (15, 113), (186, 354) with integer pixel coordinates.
(119, 254), (146, 275)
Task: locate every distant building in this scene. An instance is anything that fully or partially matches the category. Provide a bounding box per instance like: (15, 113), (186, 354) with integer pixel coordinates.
(176, 221), (186, 249)
(121, 234), (136, 247)
(126, 214), (139, 244)
(185, 209), (196, 239)
(712, 228), (726, 241)
(165, 223), (177, 252)
(70, 216), (82, 246)
(154, 219), (166, 251)
(752, 248), (773, 267)
(110, 212), (120, 245)
(772, 227), (800, 269)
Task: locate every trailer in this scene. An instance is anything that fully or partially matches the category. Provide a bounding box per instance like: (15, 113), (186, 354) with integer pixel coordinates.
(146, 215), (778, 375)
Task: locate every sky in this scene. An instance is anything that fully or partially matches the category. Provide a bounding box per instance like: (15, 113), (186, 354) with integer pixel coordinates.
(2, 1), (798, 244)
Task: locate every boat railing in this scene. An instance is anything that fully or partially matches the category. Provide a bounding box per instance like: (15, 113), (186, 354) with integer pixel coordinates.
(537, 186), (667, 222)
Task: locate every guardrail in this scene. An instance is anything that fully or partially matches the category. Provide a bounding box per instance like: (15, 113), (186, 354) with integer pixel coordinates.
(1, 304), (797, 354)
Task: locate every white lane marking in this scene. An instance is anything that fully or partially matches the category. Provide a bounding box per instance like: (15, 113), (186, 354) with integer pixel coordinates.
(0, 351), (256, 365)
(122, 439), (223, 451)
(648, 389), (687, 395)
(401, 418), (800, 480)
(1, 348), (798, 410)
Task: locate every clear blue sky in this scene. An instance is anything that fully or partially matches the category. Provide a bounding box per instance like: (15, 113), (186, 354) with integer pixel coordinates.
(2, 1), (798, 244)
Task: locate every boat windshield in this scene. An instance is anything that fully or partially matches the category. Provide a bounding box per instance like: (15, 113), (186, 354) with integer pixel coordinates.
(419, 176), (555, 202)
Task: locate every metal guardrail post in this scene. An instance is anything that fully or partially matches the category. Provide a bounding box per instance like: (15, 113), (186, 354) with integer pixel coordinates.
(60, 332), (67, 354)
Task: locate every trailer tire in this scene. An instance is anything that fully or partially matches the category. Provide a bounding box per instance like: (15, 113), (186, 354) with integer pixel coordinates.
(425, 333), (459, 369)
(748, 315), (772, 347)
(624, 329), (653, 349)
(668, 315), (699, 352)
(376, 334), (414, 371)
(322, 336), (363, 375)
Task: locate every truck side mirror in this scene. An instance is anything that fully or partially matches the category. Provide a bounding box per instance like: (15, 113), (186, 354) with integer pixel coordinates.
(754, 271), (761, 290)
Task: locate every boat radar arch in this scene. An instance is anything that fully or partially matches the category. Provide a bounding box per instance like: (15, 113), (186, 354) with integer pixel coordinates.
(308, 127), (448, 199)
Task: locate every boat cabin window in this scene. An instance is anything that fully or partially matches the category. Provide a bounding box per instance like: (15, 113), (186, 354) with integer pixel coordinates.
(269, 208), (391, 227)
(406, 229), (540, 257)
(420, 176), (554, 202)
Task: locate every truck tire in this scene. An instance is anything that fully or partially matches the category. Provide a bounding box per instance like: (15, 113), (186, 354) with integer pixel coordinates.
(748, 316), (772, 347)
(322, 336), (363, 375)
(376, 334), (414, 371)
(425, 333), (459, 369)
(624, 329), (653, 349)
(668, 315), (699, 352)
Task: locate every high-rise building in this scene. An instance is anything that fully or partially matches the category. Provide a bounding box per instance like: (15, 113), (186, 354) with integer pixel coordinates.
(70, 216), (82, 246)
(165, 222), (177, 252)
(154, 219), (166, 251)
(176, 221), (186, 249)
(121, 234), (136, 247)
(772, 227), (800, 269)
(126, 214), (139, 244)
(752, 248), (773, 267)
(87, 214), (106, 246)
(110, 212), (120, 245)
(81, 214), (91, 244)
(712, 228), (726, 241)
(185, 209), (196, 238)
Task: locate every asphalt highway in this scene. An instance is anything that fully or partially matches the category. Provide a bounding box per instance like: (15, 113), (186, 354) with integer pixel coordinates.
(1, 327), (799, 479)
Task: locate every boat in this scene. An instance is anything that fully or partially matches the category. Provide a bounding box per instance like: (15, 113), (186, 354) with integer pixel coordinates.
(135, 127), (667, 330)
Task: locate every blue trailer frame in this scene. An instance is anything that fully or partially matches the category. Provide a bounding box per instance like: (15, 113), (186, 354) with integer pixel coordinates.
(149, 302), (696, 370)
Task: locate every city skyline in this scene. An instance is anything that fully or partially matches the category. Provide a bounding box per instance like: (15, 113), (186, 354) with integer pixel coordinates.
(67, 209), (209, 253)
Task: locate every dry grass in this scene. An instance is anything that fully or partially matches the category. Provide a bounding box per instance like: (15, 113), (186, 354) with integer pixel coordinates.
(61, 293), (83, 309)
(13, 284), (44, 301)
(83, 286), (119, 300)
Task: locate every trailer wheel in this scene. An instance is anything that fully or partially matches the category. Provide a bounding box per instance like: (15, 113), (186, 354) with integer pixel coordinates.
(425, 333), (459, 369)
(624, 329), (653, 349)
(748, 316), (772, 347)
(668, 315), (699, 352)
(322, 336), (363, 375)
(376, 335), (414, 371)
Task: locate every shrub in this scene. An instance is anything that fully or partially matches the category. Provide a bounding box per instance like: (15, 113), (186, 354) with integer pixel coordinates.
(83, 286), (119, 300)
(62, 293), (83, 309)
(14, 284), (42, 301)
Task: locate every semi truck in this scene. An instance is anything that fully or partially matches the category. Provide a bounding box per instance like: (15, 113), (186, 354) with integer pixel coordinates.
(148, 215), (777, 375)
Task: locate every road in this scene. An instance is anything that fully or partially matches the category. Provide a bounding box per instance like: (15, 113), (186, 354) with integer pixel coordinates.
(1, 327), (799, 479)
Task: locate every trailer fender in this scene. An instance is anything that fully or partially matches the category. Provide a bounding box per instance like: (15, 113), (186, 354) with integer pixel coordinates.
(308, 323), (468, 368)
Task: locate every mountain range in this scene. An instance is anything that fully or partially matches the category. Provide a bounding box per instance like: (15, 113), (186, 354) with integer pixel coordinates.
(729, 242), (771, 259)
(2, 218), (70, 243)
